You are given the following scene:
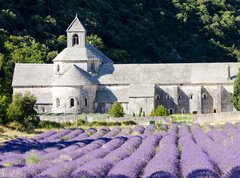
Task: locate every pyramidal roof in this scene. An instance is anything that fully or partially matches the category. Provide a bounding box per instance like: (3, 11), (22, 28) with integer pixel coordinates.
(53, 65), (97, 86)
(67, 15), (85, 32)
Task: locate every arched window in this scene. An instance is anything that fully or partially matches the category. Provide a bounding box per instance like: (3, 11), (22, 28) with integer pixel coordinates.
(56, 98), (60, 108)
(182, 109), (185, 114)
(189, 94), (193, 99)
(70, 98), (74, 108)
(168, 108), (173, 115)
(57, 64), (60, 72)
(178, 94), (182, 100)
(72, 34), (79, 46)
(156, 94), (160, 100)
(166, 94), (170, 100)
(202, 93), (207, 99)
(85, 98), (88, 106)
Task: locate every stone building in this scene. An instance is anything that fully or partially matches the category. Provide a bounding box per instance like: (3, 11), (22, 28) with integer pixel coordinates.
(12, 16), (240, 115)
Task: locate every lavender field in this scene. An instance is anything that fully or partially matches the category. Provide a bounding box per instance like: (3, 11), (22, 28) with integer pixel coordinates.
(1, 123), (240, 178)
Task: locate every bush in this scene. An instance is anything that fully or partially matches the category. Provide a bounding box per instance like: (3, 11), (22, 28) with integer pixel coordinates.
(108, 102), (125, 117)
(133, 112), (135, 117)
(0, 95), (8, 124)
(231, 70), (240, 110)
(7, 92), (38, 130)
(149, 105), (168, 116)
(38, 120), (64, 129)
(77, 119), (86, 126)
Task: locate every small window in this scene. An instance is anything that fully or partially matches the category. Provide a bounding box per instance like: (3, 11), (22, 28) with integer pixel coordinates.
(202, 93), (207, 99)
(182, 109), (185, 114)
(85, 98), (88, 107)
(156, 94), (160, 100)
(168, 108), (173, 115)
(214, 109), (216, 113)
(42, 107), (45, 113)
(178, 95), (182, 100)
(57, 64), (60, 72)
(56, 98), (60, 108)
(189, 94), (193, 99)
(72, 34), (79, 46)
(166, 94), (170, 100)
(70, 98), (74, 108)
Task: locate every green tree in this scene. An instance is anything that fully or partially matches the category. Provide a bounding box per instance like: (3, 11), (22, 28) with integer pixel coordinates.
(108, 102), (125, 117)
(87, 34), (105, 49)
(0, 95), (8, 124)
(149, 108), (156, 116)
(231, 70), (240, 110)
(7, 92), (39, 130)
(149, 105), (168, 116)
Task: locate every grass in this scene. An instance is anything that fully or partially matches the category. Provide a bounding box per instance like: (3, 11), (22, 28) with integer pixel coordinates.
(26, 153), (40, 165)
(171, 114), (193, 123)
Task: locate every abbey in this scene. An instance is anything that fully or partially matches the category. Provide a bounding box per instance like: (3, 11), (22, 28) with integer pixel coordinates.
(12, 16), (240, 115)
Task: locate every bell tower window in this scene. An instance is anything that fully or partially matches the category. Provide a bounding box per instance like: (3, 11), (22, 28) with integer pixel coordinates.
(72, 34), (79, 46)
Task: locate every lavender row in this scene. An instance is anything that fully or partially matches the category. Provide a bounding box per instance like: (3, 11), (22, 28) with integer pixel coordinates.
(179, 124), (218, 178)
(107, 134), (161, 177)
(191, 124), (240, 177)
(143, 133), (178, 178)
(71, 136), (142, 177)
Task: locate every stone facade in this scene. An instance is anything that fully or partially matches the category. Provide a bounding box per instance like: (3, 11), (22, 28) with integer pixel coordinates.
(12, 16), (240, 115)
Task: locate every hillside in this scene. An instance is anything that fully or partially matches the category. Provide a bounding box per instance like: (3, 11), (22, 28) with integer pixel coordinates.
(0, 0), (240, 95)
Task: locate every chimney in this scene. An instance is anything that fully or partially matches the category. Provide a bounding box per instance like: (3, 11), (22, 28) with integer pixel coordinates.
(227, 64), (231, 80)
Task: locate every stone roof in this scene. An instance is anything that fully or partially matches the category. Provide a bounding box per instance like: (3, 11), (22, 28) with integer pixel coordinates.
(129, 84), (155, 97)
(96, 87), (129, 103)
(53, 44), (113, 63)
(53, 65), (97, 86)
(97, 63), (240, 85)
(67, 15), (85, 32)
(12, 64), (55, 87)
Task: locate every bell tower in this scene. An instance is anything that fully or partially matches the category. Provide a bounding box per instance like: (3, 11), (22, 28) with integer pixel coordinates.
(66, 14), (86, 48)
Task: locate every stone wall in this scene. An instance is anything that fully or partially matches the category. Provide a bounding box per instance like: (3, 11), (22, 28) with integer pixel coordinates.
(193, 112), (240, 124)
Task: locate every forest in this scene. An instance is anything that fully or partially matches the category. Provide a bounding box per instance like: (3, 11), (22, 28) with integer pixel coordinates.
(0, 0), (240, 98)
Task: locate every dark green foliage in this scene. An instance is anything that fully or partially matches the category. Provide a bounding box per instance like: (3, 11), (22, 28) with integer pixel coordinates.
(7, 92), (39, 130)
(231, 70), (240, 110)
(0, 95), (8, 124)
(143, 111), (145, 117)
(77, 119), (86, 126)
(38, 120), (64, 129)
(108, 102), (125, 117)
(149, 105), (168, 116)
(0, 0), (239, 107)
(133, 112), (135, 117)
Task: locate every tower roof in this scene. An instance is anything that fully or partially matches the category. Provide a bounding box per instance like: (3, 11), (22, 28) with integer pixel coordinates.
(67, 15), (85, 32)
(53, 65), (97, 86)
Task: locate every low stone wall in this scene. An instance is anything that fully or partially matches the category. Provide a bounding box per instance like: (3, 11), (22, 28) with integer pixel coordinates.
(193, 112), (240, 124)
(39, 114), (170, 125)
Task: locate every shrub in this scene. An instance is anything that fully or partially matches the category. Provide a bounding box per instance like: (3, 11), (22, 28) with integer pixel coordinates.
(231, 69), (240, 110)
(77, 119), (86, 126)
(149, 105), (168, 116)
(38, 120), (64, 129)
(143, 111), (145, 117)
(108, 102), (125, 117)
(133, 112), (135, 117)
(0, 95), (8, 124)
(7, 92), (38, 130)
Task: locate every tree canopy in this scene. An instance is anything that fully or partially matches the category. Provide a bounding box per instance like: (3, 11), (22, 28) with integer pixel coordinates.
(0, 0), (239, 96)
(231, 70), (240, 111)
